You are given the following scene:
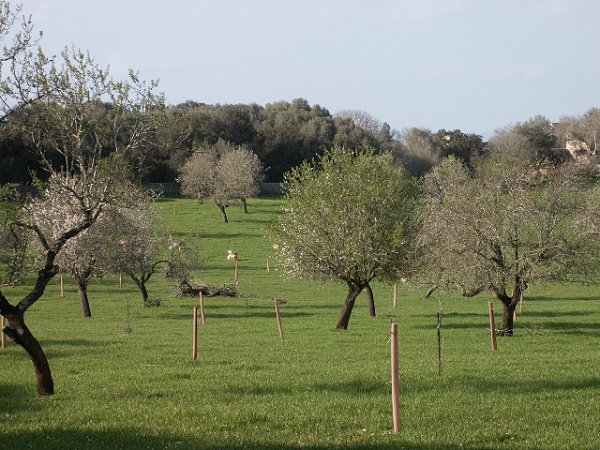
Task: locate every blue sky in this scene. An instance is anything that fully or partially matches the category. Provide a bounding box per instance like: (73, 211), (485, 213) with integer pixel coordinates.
(24, 0), (600, 137)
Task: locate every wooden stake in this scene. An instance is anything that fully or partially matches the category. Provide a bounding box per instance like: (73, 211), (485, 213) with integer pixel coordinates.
(119, 271), (122, 288)
(266, 255), (270, 273)
(192, 306), (198, 360)
(199, 292), (206, 325)
(60, 274), (64, 298)
(519, 290), (523, 313)
(393, 283), (397, 308)
(391, 322), (401, 432)
(273, 298), (284, 341)
(1, 316), (6, 349)
(488, 302), (497, 351)
(437, 312), (442, 375)
(234, 261), (239, 285)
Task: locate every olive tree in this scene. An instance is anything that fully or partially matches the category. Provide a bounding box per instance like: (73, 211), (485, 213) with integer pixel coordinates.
(269, 146), (419, 329)
(418, 155), (600, 336)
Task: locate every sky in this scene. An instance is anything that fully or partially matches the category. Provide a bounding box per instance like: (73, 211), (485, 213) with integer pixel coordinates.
(22, 0), (600, 138)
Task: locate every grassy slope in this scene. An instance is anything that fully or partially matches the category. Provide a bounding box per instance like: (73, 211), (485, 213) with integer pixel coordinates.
(0, 197), (598, 449)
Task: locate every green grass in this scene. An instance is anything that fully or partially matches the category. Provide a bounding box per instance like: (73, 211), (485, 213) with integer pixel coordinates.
(1, 197), (599, 449)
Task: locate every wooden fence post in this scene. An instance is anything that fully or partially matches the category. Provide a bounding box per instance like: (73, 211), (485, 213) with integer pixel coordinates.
(391, 322), (401, 432)
(273, 298), (284, 341)
(192, 306), (198, 360)
(488, 302), (497, 351)
(60, 274), (64, 298)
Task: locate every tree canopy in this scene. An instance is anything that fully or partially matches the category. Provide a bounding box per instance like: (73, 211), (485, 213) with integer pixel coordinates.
(417, 155), (600, 335)
(269, 146), (419, 329)
(178, 140), (264, 223)
(0, 3), (163, 395)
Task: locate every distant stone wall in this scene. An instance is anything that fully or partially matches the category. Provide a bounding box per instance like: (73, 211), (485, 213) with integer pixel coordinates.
(144, 183), (180, 195)
(142, 182), (285, 195)
(258, 182), (285, 194)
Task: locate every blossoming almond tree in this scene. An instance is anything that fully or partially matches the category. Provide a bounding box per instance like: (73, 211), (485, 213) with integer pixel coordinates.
(418, 155), (600, 336)
(269, 147), (419, 329)
(0, 3), (163, 394)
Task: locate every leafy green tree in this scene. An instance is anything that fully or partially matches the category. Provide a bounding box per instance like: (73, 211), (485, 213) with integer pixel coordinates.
(258, 98), (334, 181)
(269, 147), (419, 329)
(395, 127), (438, 177)
(432, 129), (485, 165)
(513, 115), (557, 154)
(418, 155), (600, 336)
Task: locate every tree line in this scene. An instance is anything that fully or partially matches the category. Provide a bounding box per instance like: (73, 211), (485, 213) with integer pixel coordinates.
(4, 92), (599, 187)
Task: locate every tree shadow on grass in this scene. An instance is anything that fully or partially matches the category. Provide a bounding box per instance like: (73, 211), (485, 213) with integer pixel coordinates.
(449, 375), (600, 396)
(519, 310), (591, 318)
(527, 295), (599, 302)
(165, 301), (317, 320)
(40, 338), (109, 358)
(521, 321), (600, 337)
(310, 376), (387, 396)
(0, 384), (41, 414)
(0, 429), (498, 450)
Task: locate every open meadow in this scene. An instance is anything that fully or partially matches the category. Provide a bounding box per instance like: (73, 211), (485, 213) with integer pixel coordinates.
(0, 197), (598, 449)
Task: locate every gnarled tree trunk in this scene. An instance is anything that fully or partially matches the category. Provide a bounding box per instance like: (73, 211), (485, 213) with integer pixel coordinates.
(129, 273), (150, 304)
(494, 284), (522, 336)
(77, 280), (92, 318)
(2, 312), (54, 395)
(0, 259), (58, 396)
(365, 283), (376, 317)
(216, 201), (229, 223)
(335, 283), (364, 329)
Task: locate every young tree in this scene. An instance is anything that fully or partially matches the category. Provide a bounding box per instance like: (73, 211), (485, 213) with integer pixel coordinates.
(102, 205), (201, 306)
(418, 156), (600, 336)
(104, 206), (164, 305)
(55, 207), (116, 318)
(269, 147), (419, 329)
(178, 140), (264, 223)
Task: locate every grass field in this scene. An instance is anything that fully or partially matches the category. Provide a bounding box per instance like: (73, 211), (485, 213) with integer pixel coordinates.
(0, 197), (599, 449)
